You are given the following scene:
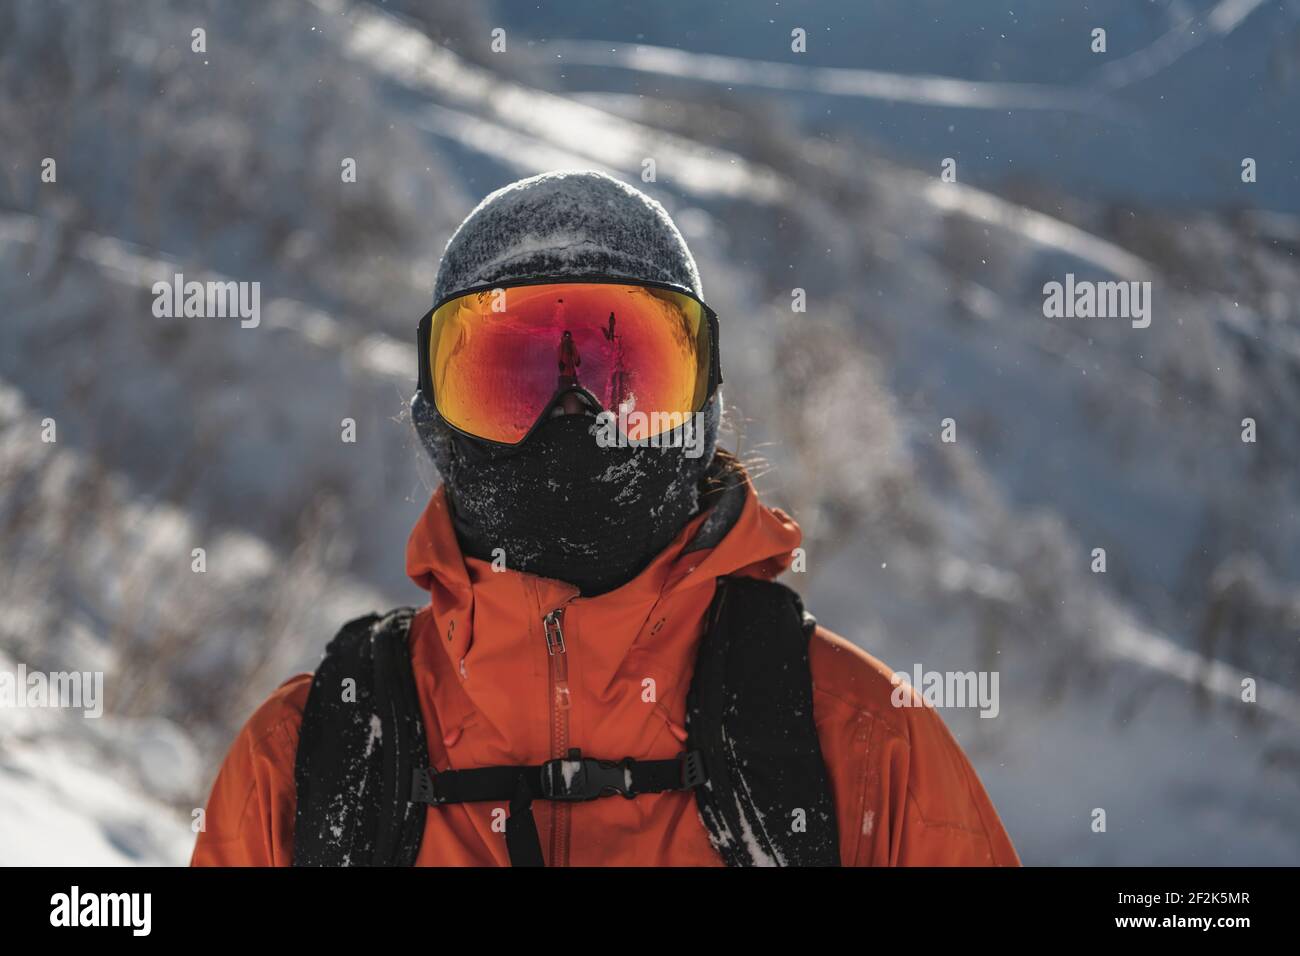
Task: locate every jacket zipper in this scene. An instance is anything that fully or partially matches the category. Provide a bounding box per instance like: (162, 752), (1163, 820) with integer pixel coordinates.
(543, 606), (572, 866)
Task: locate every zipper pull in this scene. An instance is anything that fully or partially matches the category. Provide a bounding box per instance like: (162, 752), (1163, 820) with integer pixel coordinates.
(543, 608), (566, 656)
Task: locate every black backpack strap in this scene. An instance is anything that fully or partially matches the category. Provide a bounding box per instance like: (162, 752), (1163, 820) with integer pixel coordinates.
(687, 576), (840, 866)
(292, 607), (426, 866)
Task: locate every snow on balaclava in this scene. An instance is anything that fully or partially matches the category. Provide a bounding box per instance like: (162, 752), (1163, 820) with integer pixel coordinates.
(411, 170), (721, 596)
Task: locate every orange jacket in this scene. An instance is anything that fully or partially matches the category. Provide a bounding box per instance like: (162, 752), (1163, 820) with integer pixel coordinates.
(192, 472), (1019, 866)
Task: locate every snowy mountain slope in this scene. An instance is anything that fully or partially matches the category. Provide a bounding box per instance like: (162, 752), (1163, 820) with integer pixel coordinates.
(512, 0), (1300, 213)
(0, 376), (391, 733)
(0, 214), (438, 608)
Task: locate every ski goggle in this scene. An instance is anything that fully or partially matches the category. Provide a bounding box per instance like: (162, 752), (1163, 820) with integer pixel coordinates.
(417, 277), (722, 446)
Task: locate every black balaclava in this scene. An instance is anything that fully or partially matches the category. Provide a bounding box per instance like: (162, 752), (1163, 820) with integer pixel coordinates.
(411, 170), (721, 596)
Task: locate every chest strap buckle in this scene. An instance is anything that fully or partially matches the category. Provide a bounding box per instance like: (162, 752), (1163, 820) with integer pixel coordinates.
(540, 749), (636, 801)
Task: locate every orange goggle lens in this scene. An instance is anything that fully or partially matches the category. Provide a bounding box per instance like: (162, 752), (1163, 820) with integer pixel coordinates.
(424, 281), (715, 445)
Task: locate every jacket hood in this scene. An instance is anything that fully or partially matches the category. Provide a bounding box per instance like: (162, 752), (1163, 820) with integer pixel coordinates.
(403, 454), (801, 784)
(406, 456), (801, 610)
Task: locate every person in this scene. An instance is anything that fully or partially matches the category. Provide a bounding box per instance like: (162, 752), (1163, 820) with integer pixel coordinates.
(191, 169), (1019, 866)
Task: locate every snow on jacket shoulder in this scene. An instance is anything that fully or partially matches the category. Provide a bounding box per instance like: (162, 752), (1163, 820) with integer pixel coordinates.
(192, 471), (1019, 867)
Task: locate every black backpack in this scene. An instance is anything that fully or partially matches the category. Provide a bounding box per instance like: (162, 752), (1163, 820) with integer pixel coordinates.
(291, 576), (839, 867)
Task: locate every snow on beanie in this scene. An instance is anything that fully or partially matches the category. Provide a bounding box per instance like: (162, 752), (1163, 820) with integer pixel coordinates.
(410, 170), (722, 596)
